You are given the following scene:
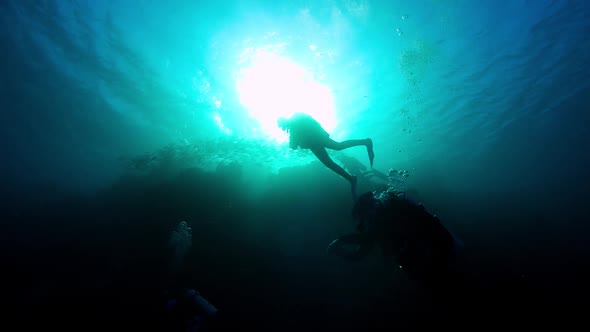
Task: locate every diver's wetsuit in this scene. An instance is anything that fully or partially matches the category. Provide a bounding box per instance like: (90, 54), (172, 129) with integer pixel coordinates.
(328, 191), (462, 283)
(281, 113), (373, 200)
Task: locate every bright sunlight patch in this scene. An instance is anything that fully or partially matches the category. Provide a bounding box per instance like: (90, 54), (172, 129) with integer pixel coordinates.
(236, 50), (336, 143)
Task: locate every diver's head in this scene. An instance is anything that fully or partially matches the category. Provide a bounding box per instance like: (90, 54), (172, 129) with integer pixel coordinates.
(277, 117), (290, 131)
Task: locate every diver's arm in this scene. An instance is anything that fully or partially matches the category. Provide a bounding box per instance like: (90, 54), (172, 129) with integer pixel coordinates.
(327, 232), (374, 261)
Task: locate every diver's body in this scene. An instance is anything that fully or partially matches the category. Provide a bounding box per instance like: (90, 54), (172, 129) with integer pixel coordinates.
(163, 289), (219, 332)
(328, 191), (463, 285)
(277, 113), (374, 201)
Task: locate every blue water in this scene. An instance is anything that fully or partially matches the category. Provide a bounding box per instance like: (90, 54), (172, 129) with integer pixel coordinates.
(2, 0), (588, 192)
(1, 0), (589, 328)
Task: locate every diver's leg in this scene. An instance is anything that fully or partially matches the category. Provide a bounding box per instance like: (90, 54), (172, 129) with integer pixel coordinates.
(324, 138), (369, 151)
(310, 147), (352, 182)
(310, 147), (357, 200)
(324, 138), (374, 167)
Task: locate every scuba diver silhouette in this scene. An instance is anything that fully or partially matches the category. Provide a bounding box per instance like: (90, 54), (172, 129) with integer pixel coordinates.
(277, 112), (374, 201)
(327, 190), (464, 286)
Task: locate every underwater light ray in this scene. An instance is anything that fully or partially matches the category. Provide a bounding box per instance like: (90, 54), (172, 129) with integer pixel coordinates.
(236, 50), (337, 142)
